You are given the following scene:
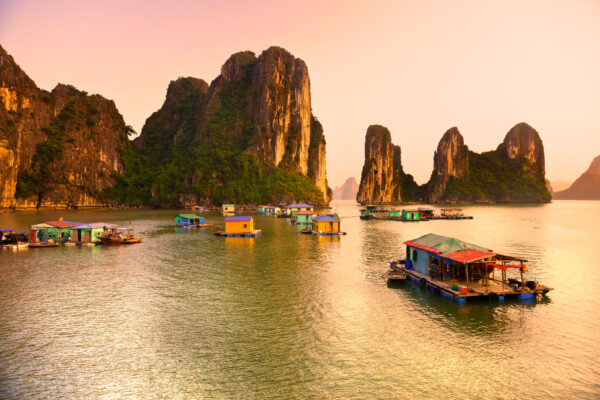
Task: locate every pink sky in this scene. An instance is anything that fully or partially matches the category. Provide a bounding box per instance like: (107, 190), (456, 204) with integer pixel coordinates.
(2, 0), (599, 187)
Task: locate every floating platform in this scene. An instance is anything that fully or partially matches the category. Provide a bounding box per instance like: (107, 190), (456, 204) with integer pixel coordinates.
(311, 231), (347, 236)
(402, 267), (551, 304)
(28, 242), (61, 248)
(215, 230), (262, 238)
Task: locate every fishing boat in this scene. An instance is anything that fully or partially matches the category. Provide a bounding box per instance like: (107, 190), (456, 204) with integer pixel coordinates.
(1, 229), (29, 249)
(392, 233), (552, 303)
(99, 228), (142, 245)
(435, 208), (473, 220)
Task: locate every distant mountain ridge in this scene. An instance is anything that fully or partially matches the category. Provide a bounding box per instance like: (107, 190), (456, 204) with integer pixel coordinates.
(333, 177), (358, 200)
(119, 46), (331, 207)
(357, 122), (551, 204)
(0, 44), (129, 210)
(0, 44), (331, 209)
(554, 155), (600, 200)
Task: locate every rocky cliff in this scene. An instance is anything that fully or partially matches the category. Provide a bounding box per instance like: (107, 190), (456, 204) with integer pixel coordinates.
(0, 45), (129, 210)
(426, 127), (468, 202)
(554, 155), (600, 199)
(125, 46), (330, 206)
(357, 122), (551, 204)
(333, 177), (359, 200)
(356, 125), (419, 204)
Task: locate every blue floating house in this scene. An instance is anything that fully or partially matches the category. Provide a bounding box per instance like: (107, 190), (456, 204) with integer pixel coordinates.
(397, 233), (552, 303)
(175, 214), (205, 227)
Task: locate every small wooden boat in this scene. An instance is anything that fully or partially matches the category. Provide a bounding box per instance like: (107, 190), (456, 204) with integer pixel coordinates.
(99, 228), (141, 245)
(387, 260), (407, 280)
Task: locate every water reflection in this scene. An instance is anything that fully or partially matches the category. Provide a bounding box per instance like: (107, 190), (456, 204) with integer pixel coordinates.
(0, 202), (599, 398)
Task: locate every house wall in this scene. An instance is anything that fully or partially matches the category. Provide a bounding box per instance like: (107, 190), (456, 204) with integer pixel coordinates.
(314, 221), (340, 233)
(225, 220), (253, 233)
(408, 246), (430, 274)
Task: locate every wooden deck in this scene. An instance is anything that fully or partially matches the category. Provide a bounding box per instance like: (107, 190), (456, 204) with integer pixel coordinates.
(403, 268), (552, 303)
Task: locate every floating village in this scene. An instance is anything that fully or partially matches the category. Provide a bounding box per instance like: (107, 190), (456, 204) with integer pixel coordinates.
(1, 202), (552, 304)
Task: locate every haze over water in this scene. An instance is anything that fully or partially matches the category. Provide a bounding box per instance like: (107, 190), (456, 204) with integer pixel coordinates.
(0, 201), (599, 398)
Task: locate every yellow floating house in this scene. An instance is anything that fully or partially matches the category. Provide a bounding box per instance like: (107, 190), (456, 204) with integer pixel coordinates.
(311, 215), (346, 236)
(217, 216), (261, 237)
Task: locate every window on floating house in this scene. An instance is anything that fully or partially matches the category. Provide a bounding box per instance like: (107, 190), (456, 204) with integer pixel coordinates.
(243, 224), (247, 228)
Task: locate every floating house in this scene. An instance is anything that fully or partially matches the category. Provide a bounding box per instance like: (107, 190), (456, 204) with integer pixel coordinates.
(216, 216), (262, 237)
(285, 204), (314, 216)
(175, 214), (206, 227)
(29, 221), (80, 243)
(257, 205), (280, 216)
(296, 211), (316, 229)
(257, 205), (268, 214)
(222, 204), (235, 216)
(401, 209), (420, 221)
(70, 222), (115, 244)
(191, 205), (205, 213)
(312, 215), (345, 236)
(397, 233), (552, 303)
(418, 207), (435, 220)
(388, 209), (401, 219)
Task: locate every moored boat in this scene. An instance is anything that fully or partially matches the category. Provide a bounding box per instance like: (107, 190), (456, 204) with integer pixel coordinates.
(99, 228), (142, 245)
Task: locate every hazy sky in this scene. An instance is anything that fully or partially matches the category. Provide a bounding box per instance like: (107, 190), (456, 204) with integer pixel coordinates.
(2, 0), (599, 187)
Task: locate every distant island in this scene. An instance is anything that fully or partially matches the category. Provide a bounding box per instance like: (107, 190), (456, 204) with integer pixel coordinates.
(0, 45), (331, 210)
(357, 122), (551, 204)
(333, 177), (358, 200)
(553, 155), (600, 200)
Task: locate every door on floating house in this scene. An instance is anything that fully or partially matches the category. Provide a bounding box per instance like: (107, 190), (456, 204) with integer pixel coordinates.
(84, 231), (91, 243)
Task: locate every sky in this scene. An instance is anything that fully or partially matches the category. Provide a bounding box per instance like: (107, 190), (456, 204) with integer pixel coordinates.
(1, 0), (599, 187)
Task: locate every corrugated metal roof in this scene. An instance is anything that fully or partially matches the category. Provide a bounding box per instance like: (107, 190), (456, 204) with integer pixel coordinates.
(30, 223), (53, 229)
(442, 249), (494, 263)
(226, 216), (252, 222)
(176, 214), (202, 219)
(297, 211), (316, 215)
(45, 221), (80, 228)
(313, 215), (339, 222)
(404, 233), (490, 254)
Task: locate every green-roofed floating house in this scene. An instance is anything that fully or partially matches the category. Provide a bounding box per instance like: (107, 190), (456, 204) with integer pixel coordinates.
(296, 211), (317, 232)
(387, 209), (401, 219)
(29, 220), (80, 247)
(388, 233), (552, 304)
(175, 214), (208, 227)
(400, 209), (420, 221)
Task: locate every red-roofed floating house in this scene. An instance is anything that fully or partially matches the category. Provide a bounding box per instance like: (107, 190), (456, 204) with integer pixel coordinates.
(389, 233), (552, 303)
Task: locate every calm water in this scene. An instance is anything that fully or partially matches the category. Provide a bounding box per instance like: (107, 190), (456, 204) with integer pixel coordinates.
(0, 201), (599, 399)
